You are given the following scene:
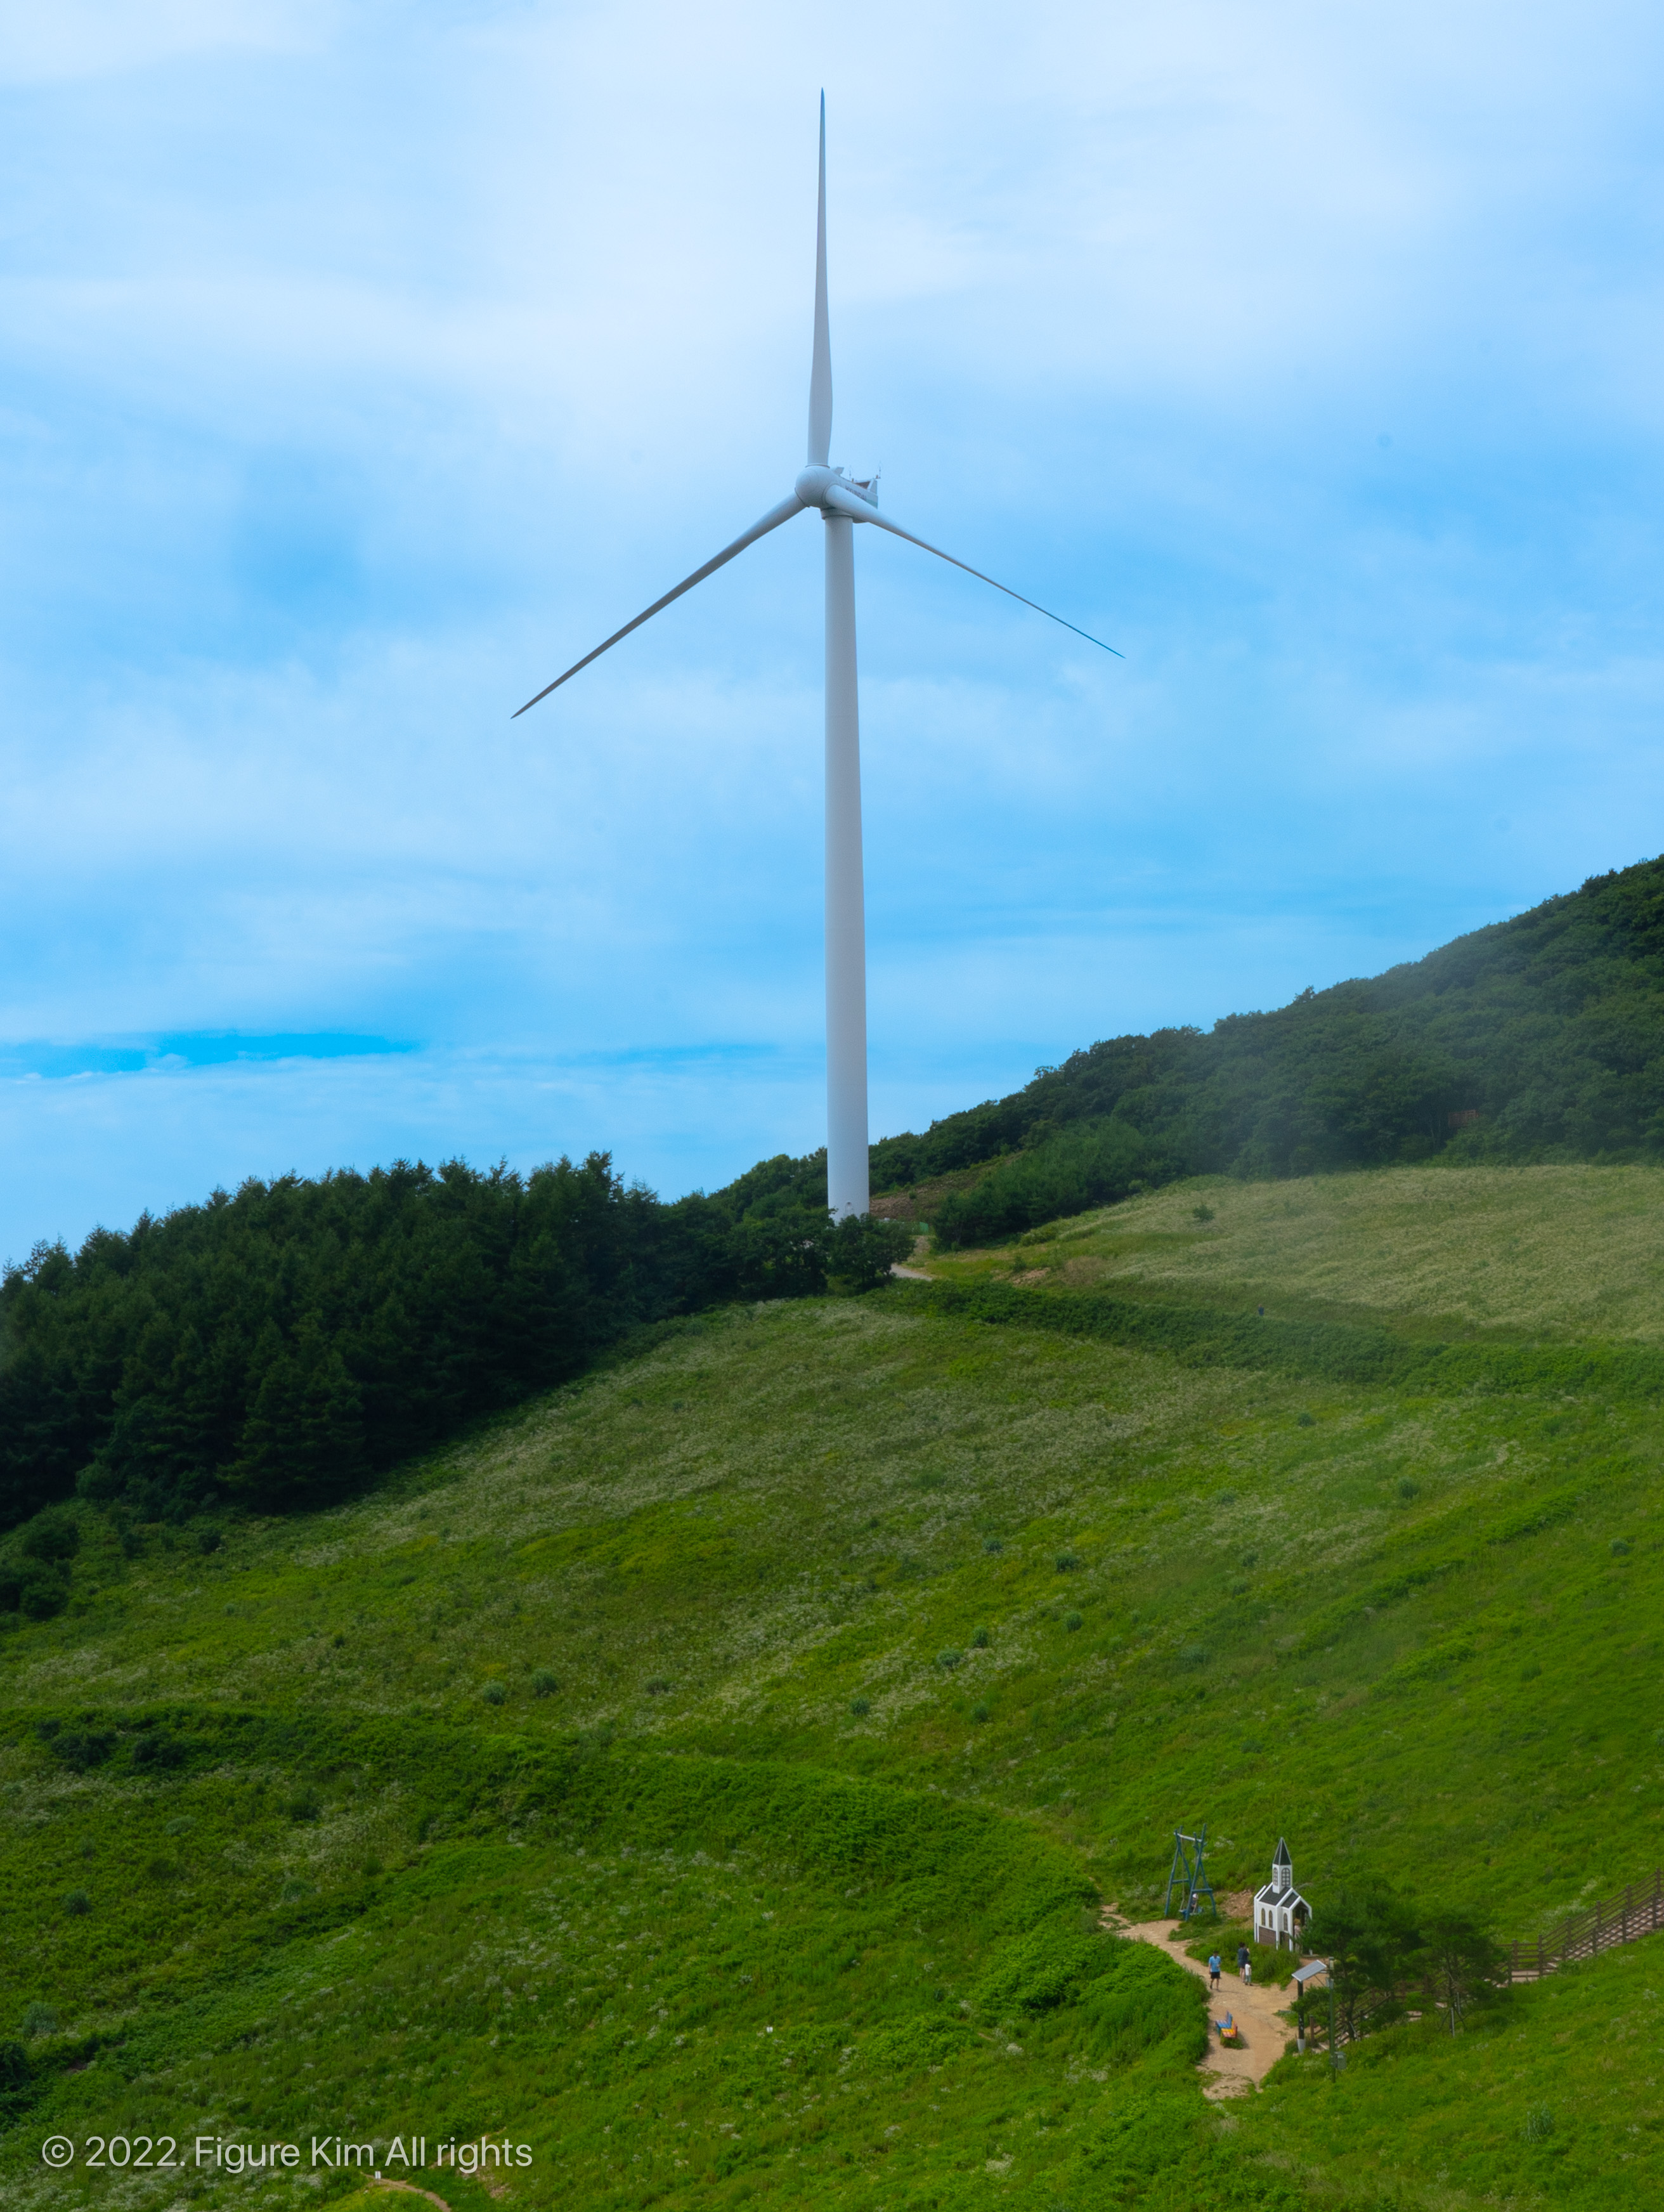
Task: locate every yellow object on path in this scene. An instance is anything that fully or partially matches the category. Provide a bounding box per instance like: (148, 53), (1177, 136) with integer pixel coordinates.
(1107, 1912), (1294, 2099)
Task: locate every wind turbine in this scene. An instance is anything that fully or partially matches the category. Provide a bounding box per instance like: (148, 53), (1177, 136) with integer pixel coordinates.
(514, 96), (1119, 1220)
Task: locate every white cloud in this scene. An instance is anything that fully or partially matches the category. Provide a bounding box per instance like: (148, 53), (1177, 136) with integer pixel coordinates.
(0, 0), (333, 85)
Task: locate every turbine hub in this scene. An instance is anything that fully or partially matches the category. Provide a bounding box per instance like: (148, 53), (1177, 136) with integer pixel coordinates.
(794, 464), (878, 513)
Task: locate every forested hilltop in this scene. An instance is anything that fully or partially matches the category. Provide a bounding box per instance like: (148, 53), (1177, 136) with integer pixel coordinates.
(874, 852), (1664, 1244)
(4, 852), (1660, 1542)
(0, 1159), (906, 1540)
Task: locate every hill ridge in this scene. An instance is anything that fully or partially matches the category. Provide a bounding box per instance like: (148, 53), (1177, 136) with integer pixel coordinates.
(868, 852), (1664, 1242)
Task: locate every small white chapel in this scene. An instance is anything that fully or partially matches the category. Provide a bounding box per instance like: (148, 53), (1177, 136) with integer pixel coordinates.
(1252, 1836), (1310, 1951)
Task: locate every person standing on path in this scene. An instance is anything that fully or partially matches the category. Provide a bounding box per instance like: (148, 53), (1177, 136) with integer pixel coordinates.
(1209, 1951), (1222, 1991)
(1237, 1942), (1252, 1985)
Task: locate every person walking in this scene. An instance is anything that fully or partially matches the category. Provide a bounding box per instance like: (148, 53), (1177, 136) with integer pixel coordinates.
(1208, 1951), (1222, 1991)
(1237, 1942), (1252, 1986)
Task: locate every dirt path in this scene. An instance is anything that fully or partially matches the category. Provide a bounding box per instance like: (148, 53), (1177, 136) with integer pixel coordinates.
(1106, 1913), (1296, 2098)
(366, 2182), (453, 2212)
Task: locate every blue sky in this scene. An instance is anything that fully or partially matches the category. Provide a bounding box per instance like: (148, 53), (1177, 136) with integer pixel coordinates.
(4, 0), (1663, 1263)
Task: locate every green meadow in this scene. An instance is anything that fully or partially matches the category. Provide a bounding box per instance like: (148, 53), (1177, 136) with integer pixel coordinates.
(6, 1162), (1664, 2208)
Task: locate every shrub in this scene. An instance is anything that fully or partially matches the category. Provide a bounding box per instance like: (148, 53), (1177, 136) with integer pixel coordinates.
(971, 1627), (990, 1648)
(1296, 1410), (1315, 1427)
(63, 1890), (91, 1916)
(1398, 1478), (1420, 1500)
(972, 1701), (991, 1722)
(849, 1696), (870, 1717)
(829, 1213), (915, 1292)
(131, 1733), (185, 1769)
(50, 1729), (115, 1771)
(20, 2003), (56, 2040)
(1611, 1537), (1632, 1556)
(936, 1648), (963, 1672)
(983, 1537), (1003, 1555)
(645, 1676), (671, 1695)
(20, 1507), (80, 1563)
(481, 1681), (507, 1706)
(286, 1789), (321, 1822)
(1065, 1612), (1083, 1632)
(1191, 1203), (1215, 1223)
(933, 1119), (1154, 1247)
(532, 1669), (559, 1697)
(975, 1925), (1107, 2015)
(16, 1566), (70, 1620)
(1524, 2106), (1555, 2142)
(0, 2040), (25, 2088)
(1055, 1551), (1078, 1573)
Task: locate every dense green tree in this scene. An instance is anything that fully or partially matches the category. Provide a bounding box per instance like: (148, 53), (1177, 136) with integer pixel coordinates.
(231, 1320), (366, 1509)
(829, 1214), (916, 1291)
(1305, 1881), (1420, 2041)
(726, 1211), (832, 1299)
(1415, 1908), (1507, 2034)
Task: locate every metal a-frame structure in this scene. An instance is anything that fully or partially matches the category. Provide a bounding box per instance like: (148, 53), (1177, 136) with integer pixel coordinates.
(1163, 1823), (1219, 1922)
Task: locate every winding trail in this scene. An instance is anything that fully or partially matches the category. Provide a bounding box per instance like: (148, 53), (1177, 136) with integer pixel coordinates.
(1105, 1913), (1296, 2098)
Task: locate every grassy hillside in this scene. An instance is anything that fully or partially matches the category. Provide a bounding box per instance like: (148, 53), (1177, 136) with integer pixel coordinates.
(931, 1161), (1664, 1341)
(6, 1163), (1664, 2208)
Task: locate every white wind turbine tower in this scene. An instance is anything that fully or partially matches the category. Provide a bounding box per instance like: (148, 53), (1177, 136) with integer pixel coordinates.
(515, 96), (1119, 1220)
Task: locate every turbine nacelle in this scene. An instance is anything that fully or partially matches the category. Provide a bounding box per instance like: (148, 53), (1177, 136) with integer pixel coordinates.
(794, 464), (879, 513)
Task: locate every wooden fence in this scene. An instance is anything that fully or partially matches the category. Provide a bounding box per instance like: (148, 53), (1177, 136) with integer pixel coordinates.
(1505, 1867), (1664, 1982)
(1295, 1868), (1664, 2051)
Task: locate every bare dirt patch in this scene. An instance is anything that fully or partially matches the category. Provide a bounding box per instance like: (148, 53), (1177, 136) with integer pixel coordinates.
(1107, 1912), (1294, 2098)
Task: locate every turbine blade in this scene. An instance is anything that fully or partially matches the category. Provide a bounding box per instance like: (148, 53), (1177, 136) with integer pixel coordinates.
(512, 495), (805, 716)
(826, 488), (1123, 656)
(807, 92), (833, 467)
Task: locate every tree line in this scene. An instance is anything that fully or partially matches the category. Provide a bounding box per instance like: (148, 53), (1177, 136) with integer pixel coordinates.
(873, 854), (1664, 1244)
(0, 1152), (909, 1557)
